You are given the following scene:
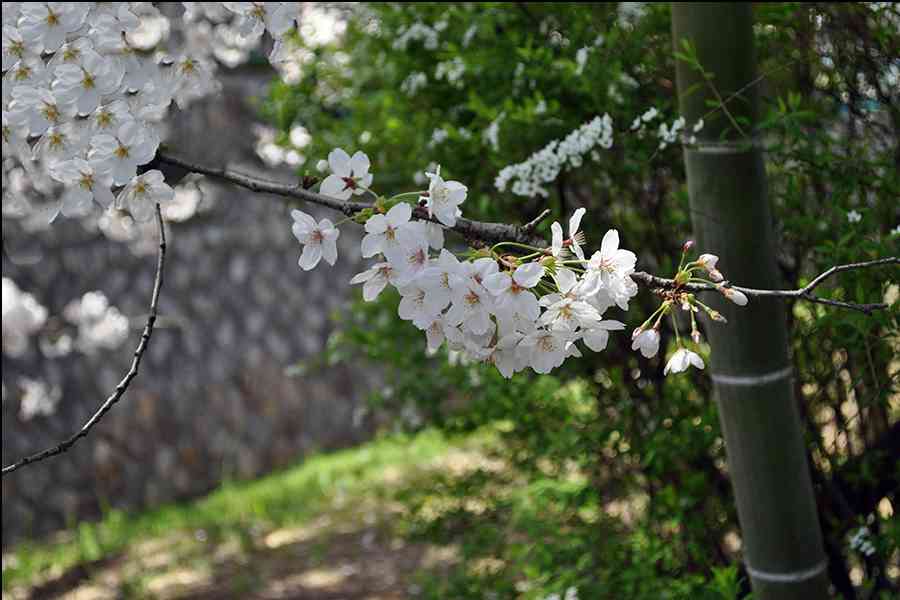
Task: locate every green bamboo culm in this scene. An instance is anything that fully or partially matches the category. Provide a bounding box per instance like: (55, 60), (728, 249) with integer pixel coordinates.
(670, 4), (830, 599)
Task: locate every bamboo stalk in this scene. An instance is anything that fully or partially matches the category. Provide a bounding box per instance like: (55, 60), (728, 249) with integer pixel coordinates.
(671, 4), (829, 598)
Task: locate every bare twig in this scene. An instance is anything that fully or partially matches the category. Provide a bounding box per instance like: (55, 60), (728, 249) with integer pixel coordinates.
(521, 208), (552, 233)
(2, 204), (167, 477)
(632, 256), (898, 315)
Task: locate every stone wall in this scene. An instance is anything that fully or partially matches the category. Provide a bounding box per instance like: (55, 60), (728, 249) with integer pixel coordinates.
(1, 66), (377, 545)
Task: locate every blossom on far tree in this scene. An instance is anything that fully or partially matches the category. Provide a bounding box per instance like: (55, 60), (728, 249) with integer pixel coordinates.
(320, 148), (372, 200)
(664, 348), (705, 375)
(422, 165), (467, 227)
(116, 170), (174, 222)
(291, 209), (340, 270)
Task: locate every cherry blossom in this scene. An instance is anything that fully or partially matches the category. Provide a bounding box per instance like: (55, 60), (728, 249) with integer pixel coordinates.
(631, 328), (660, 358)
(291, 209), (340, 270)
(422, 166), (467, 227)
(116, 170), (174, 222)
(49, 157), (115, 217)
(664, 348), (705, 375)
(361, 202), (414, 258)
(320, 148), (373, 200)
(350, 262), (398, 302)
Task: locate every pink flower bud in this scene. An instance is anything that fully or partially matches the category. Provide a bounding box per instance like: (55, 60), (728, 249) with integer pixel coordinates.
(717, 284), (748, 306)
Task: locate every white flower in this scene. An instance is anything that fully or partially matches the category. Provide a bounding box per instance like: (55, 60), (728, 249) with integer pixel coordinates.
(641, 107), (659, 122)
(582, 320), (626, 352)
(631, 328), (660, 358)
(717, 284), (749, 306)
(664, 348), (705, 375)
(386, 232), (430, 286)
(53, 50), (124, 115)
(224, 2), (300, 40)
(587, 229), (639, 310)
(49, 157), (114, 216)
(350, 262), (397, 302)
(397, 283), (444, 330)
(520, 329), (569, 374)
(7, 85), (70, 136)
(361, 202), (414, 258)
(696, 253), (723, 282)
(32, 121), (88, 166)
(19, 2), (90, 54)
(446, 281), (495, 336)
(551, 207), (586, 259)
(419, 249), (464, 311)
(2, 25), (28, 71)
(320, 148), (372, 200)
(90, 120), (159, 185)
(496, 115), (613, 197)
(2, 278), (48, 357)
(116, 170), (174, 222)
(424, 222), (444, 250)
(485, 332), (526, 378)
(291, 209), (340, 270)
(483, 262), (544, 322)
(423, 165), (467, 227)
(847, 209), (862, 223)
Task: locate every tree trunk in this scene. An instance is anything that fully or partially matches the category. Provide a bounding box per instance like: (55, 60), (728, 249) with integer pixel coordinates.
(670, 4), (830, 599)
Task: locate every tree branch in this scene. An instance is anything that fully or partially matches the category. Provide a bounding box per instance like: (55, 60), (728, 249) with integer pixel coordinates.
(2, 204), (167, 477)
(155, 152), (545, 246)
(632, 256), (898, 315)
(157, 151), (895, 314)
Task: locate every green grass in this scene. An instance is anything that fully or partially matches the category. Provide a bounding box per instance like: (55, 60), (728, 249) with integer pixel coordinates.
(2, 428), (463, 590)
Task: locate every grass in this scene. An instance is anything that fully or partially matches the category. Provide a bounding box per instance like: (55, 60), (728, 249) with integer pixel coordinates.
(1, 428), (468, 592)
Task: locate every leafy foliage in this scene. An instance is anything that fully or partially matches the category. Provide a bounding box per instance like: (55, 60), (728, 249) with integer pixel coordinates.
(265, 2), (898, 597)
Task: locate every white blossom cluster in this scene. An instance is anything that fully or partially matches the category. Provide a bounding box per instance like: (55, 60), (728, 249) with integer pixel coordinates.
(2, 277), (48, 357)
(293, 152), (657, 378)
(434, 56), (466, 88)
(630, 109), (704, 150)
(495, 114), (614, 197)
(849, 526), (876, 557)
(63, 290), (130, 353)
(17, 377), (62, 420)
(391, 21), (440, 51)
(2, 2), (304, 223)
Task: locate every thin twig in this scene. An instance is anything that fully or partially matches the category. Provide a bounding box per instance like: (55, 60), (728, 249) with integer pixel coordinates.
(632, 256), (898, 315)
(521, 208), (552, 233)
(2, 204), (167, 477)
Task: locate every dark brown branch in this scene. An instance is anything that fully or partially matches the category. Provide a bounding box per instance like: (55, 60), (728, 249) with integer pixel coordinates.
(156, 151), (545, 246)
(2, 204), (167, 477)
(157, 151), (894, 314)
(633, 257), (898, 315)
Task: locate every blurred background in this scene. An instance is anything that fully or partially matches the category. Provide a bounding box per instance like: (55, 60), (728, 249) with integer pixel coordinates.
(2, 3), (898, 599)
